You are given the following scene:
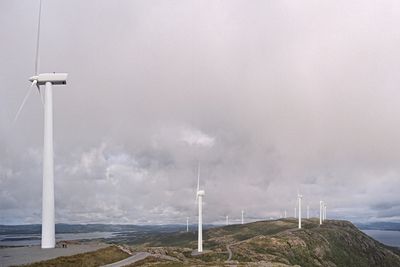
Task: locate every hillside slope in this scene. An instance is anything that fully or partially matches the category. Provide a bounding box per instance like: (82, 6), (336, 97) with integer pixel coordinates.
(123, 219), (400, 266)
(215, 219), (400, 266)
(21, 219), (400, 266)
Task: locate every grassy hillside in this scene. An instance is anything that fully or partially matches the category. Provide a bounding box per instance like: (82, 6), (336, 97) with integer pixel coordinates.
(19, 219), (400, 266)
(223, 219), (400, 266)
(122, 219), (400, 266)
(17, 246), (129, 267)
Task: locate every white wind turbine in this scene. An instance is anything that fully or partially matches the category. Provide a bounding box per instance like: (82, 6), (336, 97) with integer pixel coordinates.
(319, 201), (323, 225)
(195, 163), (205, 253)
(186, 217), (189, 232)
(226, 215), (229, 226)
(284, 210), (287, 219)
(297, 193), (303, 229)
(14, 0), (67, 249)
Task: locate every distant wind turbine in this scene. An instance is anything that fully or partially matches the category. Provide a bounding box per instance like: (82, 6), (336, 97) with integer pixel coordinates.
(226, 215), (229, 226)
(319, 201), (323, 225)
(186, 217), (189, 232)
(196, 163), (205, 253)
(298, 193), (303, 229)
(14, 0), (67, 249)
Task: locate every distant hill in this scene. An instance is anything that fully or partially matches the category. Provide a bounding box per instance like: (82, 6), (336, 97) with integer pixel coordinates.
(356, 221), (400, 231)
(0, 223), (213, 235)
(111, 219), (400, 266)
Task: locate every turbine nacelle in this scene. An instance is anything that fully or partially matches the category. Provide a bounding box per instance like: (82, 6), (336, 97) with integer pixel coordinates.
(29, 73), (68, 85)
(197, 190), (205, 196)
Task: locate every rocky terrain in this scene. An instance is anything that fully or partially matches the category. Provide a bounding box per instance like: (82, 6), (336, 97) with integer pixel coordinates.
(122, 219), (400, 266)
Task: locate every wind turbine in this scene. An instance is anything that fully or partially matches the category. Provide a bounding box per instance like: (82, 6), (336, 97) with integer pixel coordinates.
(195, 163), (205, 253)
(319, 201), (323, 225)
(326, 205), (328, 220)
(324, 204), (327, 221)
(14, 0), (67, 249)
(186, 217), (189, 232)
(284, 210), (287, 219)
(226, 215), (229, 226)
(297, 193), (303, 229)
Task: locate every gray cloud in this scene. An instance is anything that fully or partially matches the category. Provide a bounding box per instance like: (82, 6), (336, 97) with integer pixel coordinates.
(2, 0), (400, 224)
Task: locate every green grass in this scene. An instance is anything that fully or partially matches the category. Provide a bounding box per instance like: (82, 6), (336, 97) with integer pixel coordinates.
(17, 246), (129, 267)
(125, 256), (184, 267)
(196, 251), (226, 262)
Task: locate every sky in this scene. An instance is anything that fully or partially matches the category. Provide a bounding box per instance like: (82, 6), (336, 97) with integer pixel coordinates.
(1, 0), (400, 225)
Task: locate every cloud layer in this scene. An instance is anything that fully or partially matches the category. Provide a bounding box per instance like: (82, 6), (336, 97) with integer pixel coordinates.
(2, 0), (400, 224)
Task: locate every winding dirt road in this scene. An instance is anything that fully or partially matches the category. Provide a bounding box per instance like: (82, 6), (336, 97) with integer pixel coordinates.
(226, 244), (233, 261)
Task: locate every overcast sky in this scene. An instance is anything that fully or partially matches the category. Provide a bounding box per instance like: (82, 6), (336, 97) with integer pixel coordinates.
(1, 0), (400, 225)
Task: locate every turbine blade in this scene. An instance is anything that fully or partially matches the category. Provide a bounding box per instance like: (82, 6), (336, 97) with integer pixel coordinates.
(34, 0), (42, 75)
(13, 81), (36, 123)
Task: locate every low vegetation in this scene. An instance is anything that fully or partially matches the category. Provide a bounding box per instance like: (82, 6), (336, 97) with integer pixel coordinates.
(121, 219), (400, 266)
(16, 246), (129, 267)
(17, 219), (400, 266)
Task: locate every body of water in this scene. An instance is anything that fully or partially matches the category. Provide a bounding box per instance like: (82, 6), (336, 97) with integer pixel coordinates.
(362, 230), (400, 248)
(3, 228), (399, 248)
(0, 232), (115, 247)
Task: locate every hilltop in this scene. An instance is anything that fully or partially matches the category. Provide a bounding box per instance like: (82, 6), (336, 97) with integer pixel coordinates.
(116, 219), (400, 266)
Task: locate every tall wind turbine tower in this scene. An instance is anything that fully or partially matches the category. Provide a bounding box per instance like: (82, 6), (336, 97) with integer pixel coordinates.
(14, 0), (67, 249)
(241, 210), (244, 224)
(195, 163), (205, 253)
(226, 215), (229, 226)
(298, 193), (303, 229)
(186, 217), (189, 232)
(324, 204), (327, 221)
(319, 201), (323, 225)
